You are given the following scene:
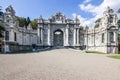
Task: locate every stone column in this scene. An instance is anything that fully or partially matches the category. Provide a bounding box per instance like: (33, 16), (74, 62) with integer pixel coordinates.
(66, 25), (69, 46)
(3, 31), (7, 53)
(39, 28), (41, 44)
(107, 32), (110, 44)
(77, 28), (79, 45)
(48, 24), (51, 46)
(41, 27), (43, 45)
(114, 32), (116, 42)
(115, 31), (118, 53)
(37, 28), (40, 44)
(74, 28), (76, 46)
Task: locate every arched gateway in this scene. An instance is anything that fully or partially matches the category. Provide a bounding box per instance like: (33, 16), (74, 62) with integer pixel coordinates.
(37, 12), (81, 48)
(54, 30), (63, 46)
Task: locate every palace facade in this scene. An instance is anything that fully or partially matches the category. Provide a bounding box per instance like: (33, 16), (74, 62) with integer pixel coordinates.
(2, 6), (38, 52)
(0, 5), (118, 53)
(85, 7), (118, 53)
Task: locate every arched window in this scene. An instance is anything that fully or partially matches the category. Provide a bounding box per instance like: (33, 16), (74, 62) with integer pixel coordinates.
(14, 32), (17, 41)
(102, 33), (104, 43)
(5, 31), (9, 41)
(7, 20), (9, 23)
(109, 15), (113, 23)
(6, 16), (11, 23)
(110, 32), (114, 42)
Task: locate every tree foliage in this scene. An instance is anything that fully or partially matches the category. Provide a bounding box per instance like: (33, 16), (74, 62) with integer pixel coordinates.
(118, 33), (120, 41)
(94, 24), (99, 28)
(17, 16), (31, 28)
(0, 6), (3, 15)
(0, 25), (5, 38)
(117, 19), (120, 28)
(117, 8), (120, 28)
(17, 17), (26, 27)
(17, 16), (38, 30)
(26, 17), (31, 26)
(0, 11), (3, 16)
(94, 18), (101, 28)
(30, 19), (38, 30)
(117, 8), (120, 13)
(0, 7), (5, 37)
(95, 18), (101, 23)
(79, 26), (84, 30)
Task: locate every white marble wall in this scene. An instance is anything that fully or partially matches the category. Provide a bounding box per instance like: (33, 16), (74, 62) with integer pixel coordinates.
(84, 7), (118, 54)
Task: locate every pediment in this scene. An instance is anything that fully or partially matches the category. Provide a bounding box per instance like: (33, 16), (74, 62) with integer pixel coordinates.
(50, 12), (66, 22)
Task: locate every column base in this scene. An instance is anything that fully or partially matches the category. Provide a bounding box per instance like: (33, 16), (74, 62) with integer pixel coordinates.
(73, 46), (81, 49)
(64, 46), (69, 48)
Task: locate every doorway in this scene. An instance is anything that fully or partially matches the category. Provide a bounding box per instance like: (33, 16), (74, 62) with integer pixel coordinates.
(54, 30), (63, 47)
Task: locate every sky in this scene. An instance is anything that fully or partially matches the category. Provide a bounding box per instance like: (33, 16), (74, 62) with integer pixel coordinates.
(0, 0), (120, 28)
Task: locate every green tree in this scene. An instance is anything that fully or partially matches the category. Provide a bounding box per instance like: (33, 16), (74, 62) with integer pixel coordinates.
(0, 7), (5, 37)
(117, 8), (120, 13)
(118, 33), (120, 41)
(30, 19), (38, 30)
(117, 20), (120, 28)
(94, 18), (101, 28)
(26, 17), (31, 26)
(94, 24), (99, 28)
(24, 18), (27, 28)
(117, 8), (120, 28)
(17, 17), (31, 28)
(0, 21), (5, 37)
(79, 26), (84, 30)
(117, 8), (120, 45)
(17, 17), (26, 27)
(95, 18), (101, 23)
(0, 7), (3, 16)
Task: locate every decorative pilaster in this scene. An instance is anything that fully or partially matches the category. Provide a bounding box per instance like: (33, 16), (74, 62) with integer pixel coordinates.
(77, 28), (79, 46)
(48, 24), (51, 46)
(114, 32), (117, 44)
(37, 28), (40, 44)
(41, 27), (43, 45)
(39, 28), (41, 44)
(65, 24), (69, 46)
(74, 28), (77, 46)
(107, 31), (109, 44)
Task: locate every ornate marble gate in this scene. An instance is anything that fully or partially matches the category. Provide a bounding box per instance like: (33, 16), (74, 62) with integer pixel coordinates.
(37, 12), (80, 47)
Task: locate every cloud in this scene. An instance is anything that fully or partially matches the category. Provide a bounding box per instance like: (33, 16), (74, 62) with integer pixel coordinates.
(74, 0), (120, 28)
(79, 4), (96, 14)
(83, 0), (92, 4)
(72, 13), (94, 27)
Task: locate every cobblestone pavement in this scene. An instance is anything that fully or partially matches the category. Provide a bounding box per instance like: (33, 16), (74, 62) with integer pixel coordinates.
(0, 49), (120, 80)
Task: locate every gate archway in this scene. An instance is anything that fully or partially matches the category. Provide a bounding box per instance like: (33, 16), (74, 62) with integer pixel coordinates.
(53, 30), (63, 47)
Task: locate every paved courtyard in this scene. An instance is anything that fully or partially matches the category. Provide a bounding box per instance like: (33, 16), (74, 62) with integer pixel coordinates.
(0, 48), (120, 80)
